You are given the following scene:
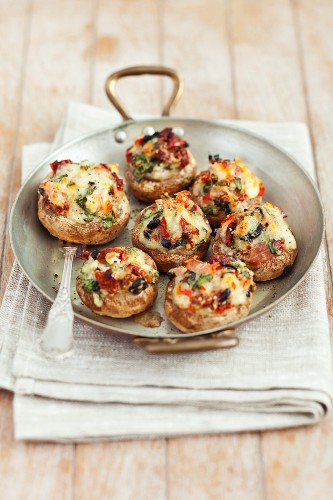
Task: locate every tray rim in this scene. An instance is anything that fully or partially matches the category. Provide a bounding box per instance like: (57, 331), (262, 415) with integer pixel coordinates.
(10, 117), (325, 339)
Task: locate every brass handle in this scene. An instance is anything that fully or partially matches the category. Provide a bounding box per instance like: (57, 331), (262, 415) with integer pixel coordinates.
(134, 330), (238, 354)
(105, 65), (184, 121)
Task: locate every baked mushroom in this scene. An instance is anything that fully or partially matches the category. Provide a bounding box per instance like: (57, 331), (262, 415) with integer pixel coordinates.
(125, 127), (197, 202)
(191, 156), (265, 226)
(76, 246), (159, 318)
(164, 256), (255, 333)
(212, 203), (297, 281)
(132, 190), (212, 272)
(38, 159), (130, 245)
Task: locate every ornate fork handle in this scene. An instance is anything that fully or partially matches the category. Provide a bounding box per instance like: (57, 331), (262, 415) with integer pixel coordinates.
(40, 247), (77, 358)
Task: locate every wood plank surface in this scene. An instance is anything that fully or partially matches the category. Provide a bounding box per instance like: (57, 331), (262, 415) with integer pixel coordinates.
(0, 0), (332, 499)
(75, 441), (167, 500)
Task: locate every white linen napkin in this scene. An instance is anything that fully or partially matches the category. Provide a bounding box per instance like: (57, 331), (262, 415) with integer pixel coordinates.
(0, 102), (331, 442)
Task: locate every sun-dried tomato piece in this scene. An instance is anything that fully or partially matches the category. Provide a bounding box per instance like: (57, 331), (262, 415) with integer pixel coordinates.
(95, 270), (119, 294)
(50, 159), (72, 174)
(159, 216), (169, 239)
(226, 220), (237, 247)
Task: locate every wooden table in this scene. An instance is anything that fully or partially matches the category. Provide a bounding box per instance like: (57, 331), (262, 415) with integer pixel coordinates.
(1, 1), (332, 498)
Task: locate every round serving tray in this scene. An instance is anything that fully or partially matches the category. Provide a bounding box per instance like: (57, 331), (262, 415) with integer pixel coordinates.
(10, 117), (324, 346)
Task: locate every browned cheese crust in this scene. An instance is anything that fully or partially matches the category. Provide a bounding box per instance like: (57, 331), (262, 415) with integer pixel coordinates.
(38, 193), (130, 245)
(125, 153), (197, 203)
(131, 211), (210, 272)
(164, 279), (252, 333)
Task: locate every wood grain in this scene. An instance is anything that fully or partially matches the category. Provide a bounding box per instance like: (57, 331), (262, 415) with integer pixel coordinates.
(230, 0), (306, 121)
(161, 0), (235, 119)
(261, 421), (333, 500)
(0, 0), (29, 293)
(295, 0), (333, 271)
(75, 441), (167, 500)
(0, 390), (74, 500)
(92, 0), (163, 115)
(168, 435), (264, 500)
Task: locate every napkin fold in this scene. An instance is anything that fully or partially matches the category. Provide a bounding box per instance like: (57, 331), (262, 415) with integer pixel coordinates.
(0, 102), (331, 442)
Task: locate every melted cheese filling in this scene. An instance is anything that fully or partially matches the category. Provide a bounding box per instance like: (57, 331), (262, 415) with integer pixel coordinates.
(220, 203), (297, 252)
(80, 247), (159, 306)
(138, 194), (211, 252)
(40, 161), (127, 224)
(192, 158), (263, 210)
(127, 132), (191, 182)
(171, 259), (254, 312)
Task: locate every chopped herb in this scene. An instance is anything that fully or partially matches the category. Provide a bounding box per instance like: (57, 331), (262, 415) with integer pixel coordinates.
(102, 211), (116, 228)
(86, 186), (96, 196)
(75, 194), (94, 221)
(234, 177), (242, 191)
(53, 174), (68, 182)
(80, 273), (97, 292)
(133, 153), (153, 181)
(193, 274), (213, 288)
(127, 247), (139, 255)
(164, 163), (173, 171)
(202, 205), (217, 216)
(268, 241), (278, 254)
(203, 182), (211, 194)
(181, 177), (194, 188)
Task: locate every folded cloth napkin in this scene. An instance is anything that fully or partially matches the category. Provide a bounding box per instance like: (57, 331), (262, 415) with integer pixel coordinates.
(0, 102), (331, 442)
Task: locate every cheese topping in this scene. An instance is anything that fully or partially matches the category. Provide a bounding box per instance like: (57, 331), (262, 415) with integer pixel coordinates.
(39, 159), (128, 226)
(79, 247), (159, 307)
(137, 191), (211, 252)
(169, 257), (255, 314)
(191, 156), (264, 217)
(126, 128), (192, 182)
(217, 203), (297, 254)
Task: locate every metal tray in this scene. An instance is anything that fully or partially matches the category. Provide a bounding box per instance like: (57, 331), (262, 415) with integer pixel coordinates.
(10, 67), (324, 353)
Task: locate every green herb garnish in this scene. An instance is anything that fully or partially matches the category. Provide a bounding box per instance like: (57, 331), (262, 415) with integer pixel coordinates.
(79, 273), (96, 292)
(234, 177), (242, 191)
(75, 194), (94, 221)
(53, 174), (68, 183)
(133, 154), (153, 181)
(193, 274), (213, 288)
(203, 182), (211, 194)
(102, 211), (116, 228)
(267, 241), (278, 254)
(202, 205), (218, 216)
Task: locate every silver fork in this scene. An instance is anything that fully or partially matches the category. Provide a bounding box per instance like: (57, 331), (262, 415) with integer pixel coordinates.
(40, 243), (78, 359)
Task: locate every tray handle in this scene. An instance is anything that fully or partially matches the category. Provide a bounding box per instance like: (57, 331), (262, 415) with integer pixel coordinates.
(105, 65), (184, 121)
(133, 329), (238, 354)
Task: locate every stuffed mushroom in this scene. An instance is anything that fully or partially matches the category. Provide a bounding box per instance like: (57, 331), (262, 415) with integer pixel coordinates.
(164, 256), (255, 333)
(191, 156), (265, 226)
(38, 159), (130, 245)
(132, 190), (212, 272)
(125, 127), (197, 202)
(76, 246), (159, 318)
(212, 203), (297, 281)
